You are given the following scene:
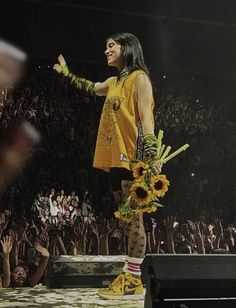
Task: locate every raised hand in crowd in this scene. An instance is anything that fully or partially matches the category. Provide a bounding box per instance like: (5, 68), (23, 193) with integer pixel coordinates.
(151, 219), (162, 253)
(98, 219), (119, 255)
(18, 224), (32, 246)
(82, 223), (89, 254)
(55, 235), (67, 255)
(34, 243), (49, 258)
(165, 216), (177, 253)
(73, 222), (88, 254)
(48, 234), (58, 256)
(88, 222), (100, 254)
(28, 243), (49, 287)
(213, 219), (223, 250)
(223, 228), (235, 253)
(67, 240), (77, 255)
(203, 224), (215, 253)
(70, 223), (81, 254)
(37, 223), (49, 249)
(1, 235), (12, 287)
(30, 219), (39, 236)
(191, 221), (205, 254)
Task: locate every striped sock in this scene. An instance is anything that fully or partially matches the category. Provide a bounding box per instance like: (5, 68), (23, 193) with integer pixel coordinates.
(127, 256), (143, 276)
(122, 256), (128, 272)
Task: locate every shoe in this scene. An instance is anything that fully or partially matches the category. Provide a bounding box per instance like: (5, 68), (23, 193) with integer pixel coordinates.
(97, 272), (144, 300)
(108, 272), (126, 288)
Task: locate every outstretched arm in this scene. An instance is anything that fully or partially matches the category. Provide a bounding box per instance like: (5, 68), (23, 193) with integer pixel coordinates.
(192, 221), (205, 254)
(53, 54), (112, 96)
(28, 244), (49, 287)
(56, 236), (67, 255)
(1, 236), (12, 288)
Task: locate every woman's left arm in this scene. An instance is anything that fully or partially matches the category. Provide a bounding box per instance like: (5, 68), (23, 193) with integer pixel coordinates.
(135, 73), (155, 135)
(135, 74), (162, 173)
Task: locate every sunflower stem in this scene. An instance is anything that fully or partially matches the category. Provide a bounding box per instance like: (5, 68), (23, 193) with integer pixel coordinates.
(161, 144), (190, 163)
(156, 130), (164, 158)
(161, 146), (171, 160)
(158, 144), (166, 159)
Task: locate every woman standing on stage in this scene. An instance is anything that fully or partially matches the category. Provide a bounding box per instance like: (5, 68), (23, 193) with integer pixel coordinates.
(53, 32), (160, 299)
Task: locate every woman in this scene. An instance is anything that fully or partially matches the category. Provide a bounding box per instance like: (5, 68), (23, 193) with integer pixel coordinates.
(53, 32), (160, 299)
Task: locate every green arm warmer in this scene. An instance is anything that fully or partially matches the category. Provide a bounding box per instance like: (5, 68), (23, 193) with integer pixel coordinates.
(143, 134), (158, 164)
(60, 64), (96, 96)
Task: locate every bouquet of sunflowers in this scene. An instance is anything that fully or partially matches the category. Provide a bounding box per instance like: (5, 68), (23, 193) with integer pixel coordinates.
(114, 130), (189, 223)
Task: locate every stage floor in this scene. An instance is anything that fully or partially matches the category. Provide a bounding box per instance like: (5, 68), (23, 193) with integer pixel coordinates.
(0, 285), (144, 307)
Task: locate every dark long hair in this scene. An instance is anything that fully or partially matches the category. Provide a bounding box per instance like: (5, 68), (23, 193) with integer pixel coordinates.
(107, 33), (150, 77)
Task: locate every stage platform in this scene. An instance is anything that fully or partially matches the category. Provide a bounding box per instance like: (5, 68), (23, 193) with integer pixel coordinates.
(0, 285), (144, 307)
(46, 255), (126, 288)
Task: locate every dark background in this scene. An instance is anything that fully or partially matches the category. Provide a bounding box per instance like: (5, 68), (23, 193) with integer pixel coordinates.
(1, 0), (236, 84)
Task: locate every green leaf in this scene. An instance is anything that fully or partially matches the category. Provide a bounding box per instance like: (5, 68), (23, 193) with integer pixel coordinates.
(150, 201), (164, 208)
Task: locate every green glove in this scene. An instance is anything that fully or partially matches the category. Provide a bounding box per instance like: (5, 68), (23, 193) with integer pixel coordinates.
(60, 64), (69, 76)
(61, 65), (95, 96)
(143, 134), (158, 164)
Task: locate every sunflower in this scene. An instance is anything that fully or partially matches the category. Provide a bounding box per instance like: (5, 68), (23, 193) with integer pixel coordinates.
(123, 216), (132, 224)
(131, 161), (149, 179)
(114, 211), (122, 220)
(146, 205), (158, 213)
(150, 174), (170, 198)
(133, 208), (145, 214)
(114, 210), (132, 223)
(130, 181), (152, 205)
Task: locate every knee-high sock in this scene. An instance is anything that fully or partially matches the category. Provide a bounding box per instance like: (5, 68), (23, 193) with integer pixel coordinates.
(127, 256), (143, 276)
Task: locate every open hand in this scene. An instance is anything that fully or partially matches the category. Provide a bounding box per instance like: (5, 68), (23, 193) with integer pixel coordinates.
(165, 216), (176, 234)
(35, 243), (49, 257)
(53, 54), (67, 73)
(1, 235), (12, 255)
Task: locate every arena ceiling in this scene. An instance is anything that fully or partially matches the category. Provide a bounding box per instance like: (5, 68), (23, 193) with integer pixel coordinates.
(1, 0), (236, 78)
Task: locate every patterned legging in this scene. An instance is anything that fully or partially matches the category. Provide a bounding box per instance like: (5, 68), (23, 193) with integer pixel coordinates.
(112, 180), (146, 258)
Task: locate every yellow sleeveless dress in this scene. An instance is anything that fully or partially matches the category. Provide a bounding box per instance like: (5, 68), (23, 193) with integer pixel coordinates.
(93, 70), (154, 171)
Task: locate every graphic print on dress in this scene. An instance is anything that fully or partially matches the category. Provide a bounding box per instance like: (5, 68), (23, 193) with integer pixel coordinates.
(97, 96), (124, 146)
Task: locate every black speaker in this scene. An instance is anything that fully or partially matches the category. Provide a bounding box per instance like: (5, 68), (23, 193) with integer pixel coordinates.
(46, 255), (125, 288)
(141, 254), (236, 308)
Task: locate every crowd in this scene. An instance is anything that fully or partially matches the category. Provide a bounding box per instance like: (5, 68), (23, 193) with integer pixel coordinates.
(0, 64), (235, 288)
(31, 189), (95, 225)
(1, 205), (236, 287)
